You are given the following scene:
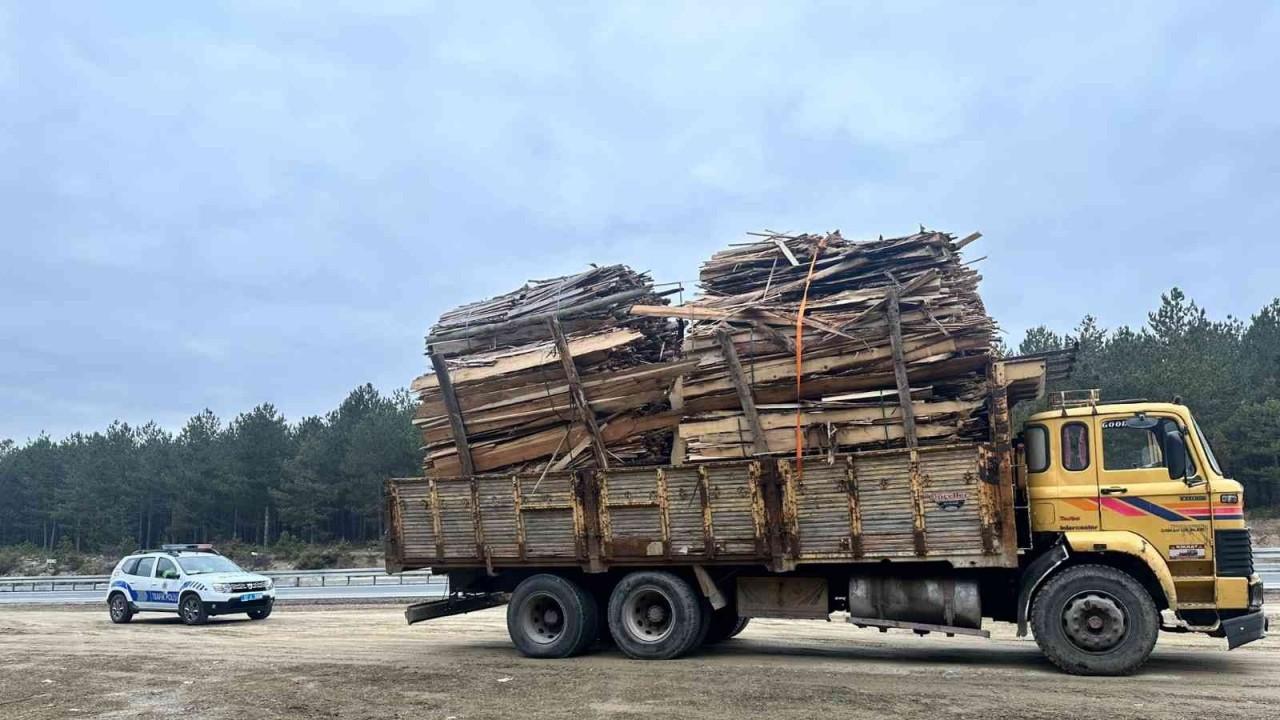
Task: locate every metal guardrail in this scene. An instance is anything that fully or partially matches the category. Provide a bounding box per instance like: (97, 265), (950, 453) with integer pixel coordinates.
(3, 549), (1277, 593)
(0, 567), (435, 593)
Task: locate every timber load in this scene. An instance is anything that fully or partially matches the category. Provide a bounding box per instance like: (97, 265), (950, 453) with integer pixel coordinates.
(413, 265), (687, 476)
(630, 230), (996, 462)
(412, 229), (999, 478)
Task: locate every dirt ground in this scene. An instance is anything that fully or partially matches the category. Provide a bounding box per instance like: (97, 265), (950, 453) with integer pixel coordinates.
(1, 604), (1277, 720)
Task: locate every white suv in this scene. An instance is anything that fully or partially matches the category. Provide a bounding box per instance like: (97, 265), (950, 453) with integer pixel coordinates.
(105, 545), (276, 625)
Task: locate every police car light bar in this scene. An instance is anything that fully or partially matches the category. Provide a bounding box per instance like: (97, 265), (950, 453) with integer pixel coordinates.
(159, 543), (219, 554)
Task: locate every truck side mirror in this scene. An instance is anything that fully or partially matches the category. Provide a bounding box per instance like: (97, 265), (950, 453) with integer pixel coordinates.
(1165, 430), (1187, 480)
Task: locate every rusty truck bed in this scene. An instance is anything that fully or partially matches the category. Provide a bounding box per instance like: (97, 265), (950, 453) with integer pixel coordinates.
(386, 441), (1018, 574)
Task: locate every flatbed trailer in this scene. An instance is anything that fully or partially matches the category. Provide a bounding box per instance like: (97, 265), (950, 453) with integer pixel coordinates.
(387, 353), (1267, 675)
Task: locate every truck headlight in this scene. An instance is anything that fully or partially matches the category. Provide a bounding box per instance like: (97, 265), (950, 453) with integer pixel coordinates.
(212, 583), (231, 593)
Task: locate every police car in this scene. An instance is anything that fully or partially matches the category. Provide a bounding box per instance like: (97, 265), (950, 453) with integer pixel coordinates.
(105, 544), (276, 625)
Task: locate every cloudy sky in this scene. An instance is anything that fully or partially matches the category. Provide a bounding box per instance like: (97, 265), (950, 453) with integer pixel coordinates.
(2, 1), (1278, 441)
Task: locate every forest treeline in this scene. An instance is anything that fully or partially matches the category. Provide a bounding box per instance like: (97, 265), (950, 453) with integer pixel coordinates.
(1013, 288), (1280, 510)
(1, 288), (1278, 554)
(0, 385), (419, 552)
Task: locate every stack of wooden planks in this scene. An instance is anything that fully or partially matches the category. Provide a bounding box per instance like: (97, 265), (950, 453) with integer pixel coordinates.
(413, 265), (687, 476)
(413, 229), (1000, 475)
(630, 230), (996, 462)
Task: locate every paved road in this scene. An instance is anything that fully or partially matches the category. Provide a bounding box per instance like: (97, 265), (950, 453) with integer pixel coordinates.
(0, 581), (448, 605)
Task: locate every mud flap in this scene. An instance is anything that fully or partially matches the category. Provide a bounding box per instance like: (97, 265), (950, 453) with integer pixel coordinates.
(1223, 610), (1267, 650)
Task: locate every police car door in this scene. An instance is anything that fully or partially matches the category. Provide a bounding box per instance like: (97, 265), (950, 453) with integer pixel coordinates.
(152, 557), (182, 607)
(132, 557), (158, 608)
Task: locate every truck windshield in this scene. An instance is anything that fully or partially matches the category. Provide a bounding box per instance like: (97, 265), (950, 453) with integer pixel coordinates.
(177, 555), (243, 575)
(1191, 417), (1224, 476)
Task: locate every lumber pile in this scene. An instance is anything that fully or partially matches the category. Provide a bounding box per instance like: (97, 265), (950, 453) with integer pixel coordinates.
(412, 266), (686, 476)
(631, 230), (996, 461)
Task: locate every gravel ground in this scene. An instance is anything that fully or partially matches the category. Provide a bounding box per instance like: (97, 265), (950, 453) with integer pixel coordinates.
(1, 603), (1277, 719)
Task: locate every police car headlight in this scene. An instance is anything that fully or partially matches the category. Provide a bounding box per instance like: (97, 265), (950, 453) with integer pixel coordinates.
(212, 583), (231, 593)
(264, 579), (273, 590)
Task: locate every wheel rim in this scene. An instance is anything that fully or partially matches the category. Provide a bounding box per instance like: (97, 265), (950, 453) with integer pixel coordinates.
(1061, 590), (1128, 652)
(520, 592), (566, 645)
(110, 596), (126, 619)
(182, 598), (200, 622)
(622, 585), (676, 644)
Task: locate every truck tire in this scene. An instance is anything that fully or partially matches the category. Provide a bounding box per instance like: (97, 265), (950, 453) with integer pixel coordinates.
(1030, 564), (1159, 676)
(704, 608), (749, 645)
(608, 571), (705, 660)
(506, 574), (599, 658)
(107, 592), (134, 624)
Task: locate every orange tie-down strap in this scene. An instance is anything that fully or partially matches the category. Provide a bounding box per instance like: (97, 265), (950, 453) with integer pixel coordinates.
(793, 234), (829, 479)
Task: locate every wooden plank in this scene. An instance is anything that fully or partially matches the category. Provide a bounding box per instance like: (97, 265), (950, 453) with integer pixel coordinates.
(426, 286), (670, 343)
(429, 350), (475, 477)
(716, 328), (769, 455)
(884, 286), (918, 449)
(413, 328), (643, 391)
(547, 317), (610, 469)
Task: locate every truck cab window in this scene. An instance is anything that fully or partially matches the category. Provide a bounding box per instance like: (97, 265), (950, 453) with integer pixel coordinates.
(1061, 423), (1089, 471)
(1025, 425), (1049, 473)
(1101, 416), (1194, 475)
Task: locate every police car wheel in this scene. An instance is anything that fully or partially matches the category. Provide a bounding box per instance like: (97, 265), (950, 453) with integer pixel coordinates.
(180, 594), (209, 625)
(247, 606), (272, 620)
(108, 593), (133, 624)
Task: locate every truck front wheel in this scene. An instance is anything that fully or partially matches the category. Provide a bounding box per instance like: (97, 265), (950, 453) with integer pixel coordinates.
(1030, 564), (1159, 676)
(607, 571), (705, 660)
(506, 574), (599, 658)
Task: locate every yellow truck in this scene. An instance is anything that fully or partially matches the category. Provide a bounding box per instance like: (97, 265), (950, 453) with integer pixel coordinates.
(385, 357), (1266, 675)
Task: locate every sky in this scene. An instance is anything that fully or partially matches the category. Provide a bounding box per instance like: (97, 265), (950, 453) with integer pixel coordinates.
(2, 1), (1279, 441)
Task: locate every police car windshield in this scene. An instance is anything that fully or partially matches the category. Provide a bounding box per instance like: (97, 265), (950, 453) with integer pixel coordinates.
(177, 555), (243, 575)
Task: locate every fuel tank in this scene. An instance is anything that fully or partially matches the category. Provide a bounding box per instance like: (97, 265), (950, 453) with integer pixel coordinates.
(847, 576), (982, 630)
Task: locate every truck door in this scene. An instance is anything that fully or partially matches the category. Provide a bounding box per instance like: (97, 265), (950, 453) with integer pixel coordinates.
(1095, 413), (1210, 564)
(1026, 419), (1100, 531)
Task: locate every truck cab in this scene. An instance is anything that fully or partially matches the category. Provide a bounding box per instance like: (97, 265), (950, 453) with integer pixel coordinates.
(1021, 391), (1265, 648)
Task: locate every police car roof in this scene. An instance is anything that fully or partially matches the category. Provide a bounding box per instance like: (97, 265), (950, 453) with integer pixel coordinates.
(135, 544), (221, 557)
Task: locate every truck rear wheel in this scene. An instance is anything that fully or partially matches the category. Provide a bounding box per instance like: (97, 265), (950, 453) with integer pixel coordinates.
(607, 571), (705, 660)
(506, 574), (599, 658)
(1030, 564), (1159, 676)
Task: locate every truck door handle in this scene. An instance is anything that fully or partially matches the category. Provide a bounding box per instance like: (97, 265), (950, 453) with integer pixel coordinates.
(1101, 486), (1128, 495)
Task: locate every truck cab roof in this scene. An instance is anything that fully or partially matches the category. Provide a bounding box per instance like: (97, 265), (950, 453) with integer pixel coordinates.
(1027, 401), (1189, 422)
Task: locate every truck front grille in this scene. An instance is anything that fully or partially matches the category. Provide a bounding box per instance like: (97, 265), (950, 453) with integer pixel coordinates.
(1215, 529), (1254, 577)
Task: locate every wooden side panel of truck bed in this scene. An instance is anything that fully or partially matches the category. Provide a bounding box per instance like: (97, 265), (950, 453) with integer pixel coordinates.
(387, 442), (1017, 572)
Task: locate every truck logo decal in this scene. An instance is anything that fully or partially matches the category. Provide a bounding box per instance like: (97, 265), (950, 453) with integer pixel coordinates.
(1169, 544), (1206, 560)
(927, 490), (967, 512)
